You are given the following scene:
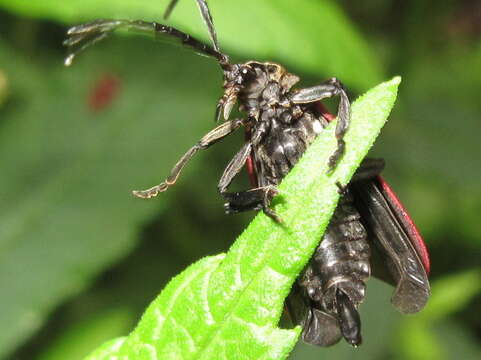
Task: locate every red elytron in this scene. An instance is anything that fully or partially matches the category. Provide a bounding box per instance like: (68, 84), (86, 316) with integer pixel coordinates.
(376, 175), (430, 274)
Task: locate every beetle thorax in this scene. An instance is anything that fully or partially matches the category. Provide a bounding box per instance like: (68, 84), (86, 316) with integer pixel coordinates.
(221, 61), (300, 120)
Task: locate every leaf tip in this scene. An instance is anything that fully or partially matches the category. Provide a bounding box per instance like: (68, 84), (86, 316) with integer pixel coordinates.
(391, 75), (402, 85)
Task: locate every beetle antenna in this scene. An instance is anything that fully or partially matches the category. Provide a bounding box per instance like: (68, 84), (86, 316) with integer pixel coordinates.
(164, 0), (221, 53)
(64, 19), (229, 68)
(163, 0), (179, 20)
(195, 0), (220, 52)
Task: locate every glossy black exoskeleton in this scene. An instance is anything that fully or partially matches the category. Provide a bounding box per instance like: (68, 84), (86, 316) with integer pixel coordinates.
(63, 0), (430, 347)
(287, 159), (430, 346)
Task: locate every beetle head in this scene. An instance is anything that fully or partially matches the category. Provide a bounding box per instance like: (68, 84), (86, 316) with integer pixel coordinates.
(217, 61), (300, 121)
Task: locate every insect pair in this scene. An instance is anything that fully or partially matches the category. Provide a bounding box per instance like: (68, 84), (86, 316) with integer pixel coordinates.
(64, 0), (430, 347)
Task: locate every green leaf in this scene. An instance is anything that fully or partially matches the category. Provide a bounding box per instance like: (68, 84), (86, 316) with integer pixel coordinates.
(84, 338), (127, 360)
(0, 0), (383, 90)
(84, 77), (401, 360)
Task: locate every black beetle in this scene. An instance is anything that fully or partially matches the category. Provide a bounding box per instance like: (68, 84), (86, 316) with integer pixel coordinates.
(63, 0), (430, 347)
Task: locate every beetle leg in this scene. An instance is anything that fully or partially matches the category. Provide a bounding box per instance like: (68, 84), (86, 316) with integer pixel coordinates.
(218, 145), (281, 222)
(290, 78), (350, 171)
(221, 187), (279, 219)
(222, 189), (262, 213)
(335, 181), (348, 195)
(217, 141), (253, 195)
(64, 18), (228, 66)
(217, 143), (261, 212)
(217, 120), (281, 221)
(261, 186), (282, 222)
(132, 118), (243, 199)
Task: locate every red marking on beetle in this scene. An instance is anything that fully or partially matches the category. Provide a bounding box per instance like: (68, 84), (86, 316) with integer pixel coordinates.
(244, 127), (258, 186)
(316, 102), (336, 122)
(245, 154), (258, 187)
(88, 74), (121, 112)
(376, 176), (431, 274)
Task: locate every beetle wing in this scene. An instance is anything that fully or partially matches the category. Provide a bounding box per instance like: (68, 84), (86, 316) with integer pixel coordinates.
(286, 283), (342, 347)
(351, 179), (430, 314)
(303, 308), (342, 347)
(376, 176), (430, 273)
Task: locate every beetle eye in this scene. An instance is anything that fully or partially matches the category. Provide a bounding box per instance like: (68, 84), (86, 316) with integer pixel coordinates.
(240, 67), (255, 81)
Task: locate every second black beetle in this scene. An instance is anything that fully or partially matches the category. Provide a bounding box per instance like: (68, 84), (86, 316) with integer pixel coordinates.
(64, 0), (430, 347)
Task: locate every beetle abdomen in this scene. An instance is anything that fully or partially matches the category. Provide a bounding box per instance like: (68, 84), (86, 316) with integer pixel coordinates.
(300, 190), (371, 346)
(316, 194), (370, 296)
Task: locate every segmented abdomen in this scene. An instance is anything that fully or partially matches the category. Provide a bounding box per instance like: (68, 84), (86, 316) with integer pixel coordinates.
(302, 190), (371, 312)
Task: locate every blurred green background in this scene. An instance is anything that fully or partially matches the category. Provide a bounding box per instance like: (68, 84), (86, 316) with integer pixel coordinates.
(0, 0), (480, 359)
